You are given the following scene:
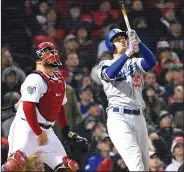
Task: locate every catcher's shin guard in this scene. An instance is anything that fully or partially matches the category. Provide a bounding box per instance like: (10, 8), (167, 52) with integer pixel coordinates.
(62, 156), (70, 167)
(54, 162), (68, 171)
(62, 156), (79, 171)
(3, 150), (28, 171)
(68, 159), (79, 171)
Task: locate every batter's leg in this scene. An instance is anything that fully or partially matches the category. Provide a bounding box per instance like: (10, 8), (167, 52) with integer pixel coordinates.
(107, 113), (145, 171)
(136, 115), (150, 171)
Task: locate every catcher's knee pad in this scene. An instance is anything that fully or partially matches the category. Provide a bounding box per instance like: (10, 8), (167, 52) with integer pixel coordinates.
(3, 150), (28, 171)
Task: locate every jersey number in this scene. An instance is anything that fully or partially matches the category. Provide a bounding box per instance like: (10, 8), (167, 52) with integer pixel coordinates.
(132, 75), (141, 88)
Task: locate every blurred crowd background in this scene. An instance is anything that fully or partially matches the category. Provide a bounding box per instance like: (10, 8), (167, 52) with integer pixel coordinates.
(1, 0), (184, 171)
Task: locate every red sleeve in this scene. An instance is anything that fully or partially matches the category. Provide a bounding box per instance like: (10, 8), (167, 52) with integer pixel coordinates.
(57, 105), (68, 128)
(23, 101), (42, 135)
(2, 137), (9, 147)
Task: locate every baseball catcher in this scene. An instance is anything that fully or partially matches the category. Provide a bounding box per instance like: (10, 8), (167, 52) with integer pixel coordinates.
(2, 42), (88, 172)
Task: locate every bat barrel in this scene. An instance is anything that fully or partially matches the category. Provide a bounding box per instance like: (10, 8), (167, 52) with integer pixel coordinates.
(118, 0), (131, 30)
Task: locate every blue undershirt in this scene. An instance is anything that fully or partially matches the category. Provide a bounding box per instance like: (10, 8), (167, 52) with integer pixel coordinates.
(105, 42), (156, 79)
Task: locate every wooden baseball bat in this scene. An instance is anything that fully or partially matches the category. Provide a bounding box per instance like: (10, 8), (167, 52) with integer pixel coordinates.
(118, 0), (131, 31)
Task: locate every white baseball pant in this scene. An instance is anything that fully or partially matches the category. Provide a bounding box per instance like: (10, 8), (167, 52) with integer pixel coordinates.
(8, 115), (67, 170)
(107, 107), (149, 171)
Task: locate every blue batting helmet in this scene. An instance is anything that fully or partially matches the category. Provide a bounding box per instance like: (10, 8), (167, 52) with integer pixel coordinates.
(105, 28), (127, 53)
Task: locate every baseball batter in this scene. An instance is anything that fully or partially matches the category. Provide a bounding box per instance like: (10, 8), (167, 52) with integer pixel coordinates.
(2, 42), (88, 172)
(98, 29), (156, 171)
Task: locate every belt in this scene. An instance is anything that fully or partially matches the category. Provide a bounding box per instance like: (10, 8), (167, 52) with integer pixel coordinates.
(113, 107), (140, 115)
(21, 118), (53, 129)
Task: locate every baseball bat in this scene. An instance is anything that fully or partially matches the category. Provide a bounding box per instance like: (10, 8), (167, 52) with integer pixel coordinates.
(118, 0), (131, 31)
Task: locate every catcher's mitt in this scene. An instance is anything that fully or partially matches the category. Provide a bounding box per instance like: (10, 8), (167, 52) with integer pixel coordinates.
(63, 133), (89, 160)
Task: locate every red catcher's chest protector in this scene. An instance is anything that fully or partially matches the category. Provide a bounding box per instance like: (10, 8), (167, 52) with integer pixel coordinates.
(33, 70), (65, 122)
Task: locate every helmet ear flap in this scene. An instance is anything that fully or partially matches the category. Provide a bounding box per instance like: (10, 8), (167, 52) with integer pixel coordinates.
(106, 40), (115, 53)
(108, 42), (115, 53)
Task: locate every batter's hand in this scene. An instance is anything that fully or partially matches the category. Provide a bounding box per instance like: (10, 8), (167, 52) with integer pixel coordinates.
(37, 130), (48, 146)
(125, 41), (139, 57)
(127, 30), (141, 45)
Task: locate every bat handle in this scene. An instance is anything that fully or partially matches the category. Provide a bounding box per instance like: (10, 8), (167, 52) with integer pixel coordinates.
(121, 10), (131, 31)
(124, 15), (131, 31)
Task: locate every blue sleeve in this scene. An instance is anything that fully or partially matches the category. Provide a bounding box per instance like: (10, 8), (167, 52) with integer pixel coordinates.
(105, 54), (128, 79)
(139, 43), (156, 72)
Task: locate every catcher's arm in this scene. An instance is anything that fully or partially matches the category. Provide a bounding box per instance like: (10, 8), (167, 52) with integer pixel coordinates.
(58, 103), (88, 159)
(57, 106), (72, 137)
(59, 106), (88, 142)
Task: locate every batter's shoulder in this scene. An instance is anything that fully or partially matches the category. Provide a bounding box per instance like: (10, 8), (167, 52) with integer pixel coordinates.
(98, 60), (113, 68)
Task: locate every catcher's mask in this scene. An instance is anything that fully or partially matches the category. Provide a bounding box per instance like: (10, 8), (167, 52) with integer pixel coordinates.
(36, 42), (62, 66)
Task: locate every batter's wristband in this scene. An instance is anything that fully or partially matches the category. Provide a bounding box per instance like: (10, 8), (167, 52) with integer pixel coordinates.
(61, 125), (71, 138)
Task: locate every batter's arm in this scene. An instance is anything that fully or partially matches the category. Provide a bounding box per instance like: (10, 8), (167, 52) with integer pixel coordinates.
(127, 30), (156, 72)
(105, 54), (129, 79)
(139, 43), (156, 72)
(99, 54), (128, 81)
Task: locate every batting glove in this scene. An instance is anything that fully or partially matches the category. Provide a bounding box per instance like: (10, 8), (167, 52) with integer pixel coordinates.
(127, 30), (141, 45)
(125, 41), (139, 57)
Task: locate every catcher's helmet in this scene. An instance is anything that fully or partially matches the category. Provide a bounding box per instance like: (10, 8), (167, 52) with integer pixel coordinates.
(105, 28), (127, 53)
(36, 42), (62, 66)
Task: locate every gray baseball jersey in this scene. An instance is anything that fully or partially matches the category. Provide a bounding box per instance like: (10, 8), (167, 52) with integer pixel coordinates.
(98, 57), (146, 110)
